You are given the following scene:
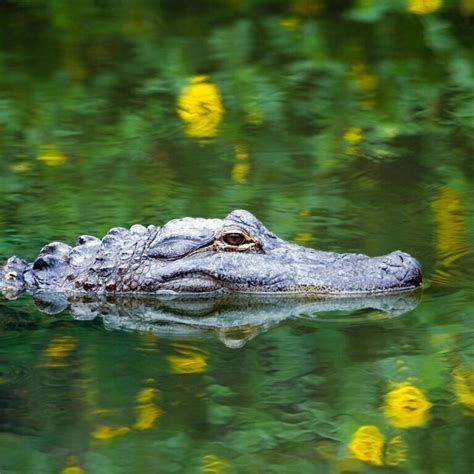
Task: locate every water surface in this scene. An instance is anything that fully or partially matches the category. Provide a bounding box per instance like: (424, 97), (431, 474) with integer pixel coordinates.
(0, 2), (473, 473)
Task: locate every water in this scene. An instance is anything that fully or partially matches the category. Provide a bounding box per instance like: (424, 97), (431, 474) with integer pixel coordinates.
(1, 2), (473, 473)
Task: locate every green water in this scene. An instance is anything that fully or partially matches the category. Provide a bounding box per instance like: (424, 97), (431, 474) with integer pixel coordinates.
(0, 1), (473, 473)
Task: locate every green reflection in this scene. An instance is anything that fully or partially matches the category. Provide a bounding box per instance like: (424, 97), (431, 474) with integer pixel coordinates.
(0, 1), (473, 473)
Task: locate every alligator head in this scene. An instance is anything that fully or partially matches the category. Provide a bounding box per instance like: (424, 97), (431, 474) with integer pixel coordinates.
(0, 210), (422, 296)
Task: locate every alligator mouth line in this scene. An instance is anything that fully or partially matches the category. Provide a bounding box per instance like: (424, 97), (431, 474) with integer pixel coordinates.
(223, 284), (423, 296)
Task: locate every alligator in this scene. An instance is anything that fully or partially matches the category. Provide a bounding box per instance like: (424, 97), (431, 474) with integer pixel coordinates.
(0, 209), (422, 298)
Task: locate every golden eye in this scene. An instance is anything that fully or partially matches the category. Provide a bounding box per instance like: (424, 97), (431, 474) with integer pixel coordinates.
(222, 232), (247, 246)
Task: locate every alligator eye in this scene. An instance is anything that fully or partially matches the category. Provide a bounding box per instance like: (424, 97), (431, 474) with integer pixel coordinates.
(222, 232), (247, 246)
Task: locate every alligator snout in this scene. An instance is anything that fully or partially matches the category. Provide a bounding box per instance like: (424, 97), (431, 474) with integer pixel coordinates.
(380, 251), (422, 289)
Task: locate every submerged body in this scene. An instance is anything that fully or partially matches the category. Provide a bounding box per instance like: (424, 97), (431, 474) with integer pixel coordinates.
(0, 210), (422, 297)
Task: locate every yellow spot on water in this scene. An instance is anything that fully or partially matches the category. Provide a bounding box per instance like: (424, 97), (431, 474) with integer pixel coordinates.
(191, 75), (211, 84)
(61, 456), (84, 474)
(234, 143), (249, 161)
(136, 387), (158, 403)
(10, 161), (31, 173)
(92, 408), (114, 416)
(452, 366), (474, 413)
(348, 425), (384, 466)
(168, 343), (208, 374)
(37, 144), (67, 166)
(293, 232), (313, 242)
(40, 336), (76, 368)
(45, 336), (76, 358)
(136, 333), (158, 352)
(298, 208), (311, 217)
(383, 384), (432, 428)
(177, 76), (224, 138)
(343, 127), (364, 143)
(202, 454), (229, 473)
(134, 387), (162, 430)
(407, 0), (443, 14)
(351, 62), (378, 93)
(385, 435), (408, 465)
(231, 162), (250, 184)
(431, 187), (470, 268)
(92, 425), (130, 440)
(61, 467), (84, 474)
(279, 17), (301, 30)
(461, 0), (474, 14)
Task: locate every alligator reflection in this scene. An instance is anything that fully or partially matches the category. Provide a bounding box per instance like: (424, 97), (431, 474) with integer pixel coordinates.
(30, 291), (421, 348)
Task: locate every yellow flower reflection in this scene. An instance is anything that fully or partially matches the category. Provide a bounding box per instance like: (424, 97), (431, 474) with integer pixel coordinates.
(293, 232), (313, 242)
(383, 384), (432, 428)
(231, 163), (250, 184)
(177, 76), (224, 138)
(61, 456), (84, 474)
(349, 425), (384, 466)
(61, 463), (85, 474)
(202, 454), (229, 473)
(10, 161), (31, 173)
(431, 187), (469, 268)
(231, 144), (250, 184)
(37, 144), (67, 166)
(92, 425), (130, 440)
(134, 387), (162, 430)
(453, 366), (474, 412)
(351, 62), (378, 93)
(385, 435), (408, 466)
(168, 343), (208, 374)
(40, 336), (76, 368)
(407, 0), (442, 14)
(343, 127), (364, 143)
(234, 143), (249, 161)
(136, 333), (159, 352)
(92, 385), (161, 442)
(461, 0), (474, 15)
(279, 17), (301, 30)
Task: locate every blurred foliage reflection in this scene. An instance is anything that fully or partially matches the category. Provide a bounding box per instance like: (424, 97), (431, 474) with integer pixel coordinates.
(0, 1), (473, 473)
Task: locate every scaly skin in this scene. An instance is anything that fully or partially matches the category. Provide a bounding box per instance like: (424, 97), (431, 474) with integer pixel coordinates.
(0, 210), (422, 297)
